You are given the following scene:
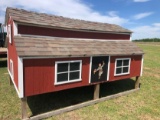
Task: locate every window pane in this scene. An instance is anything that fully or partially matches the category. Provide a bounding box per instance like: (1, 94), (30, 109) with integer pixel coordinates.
(57, 63), (68, 72)
(70, 62), (80, 71)
(117, 60), (122, 67)
(123, 67), (129, 73)
(123, 60), (129, 66)
(57, 73), (68, 82)
(69, 71), (80, 80)
(116, 68), (122, 74)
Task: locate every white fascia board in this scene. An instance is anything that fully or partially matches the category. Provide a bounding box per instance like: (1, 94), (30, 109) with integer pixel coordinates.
(140, 55), (144, 76)
(18, 57), (24, 98)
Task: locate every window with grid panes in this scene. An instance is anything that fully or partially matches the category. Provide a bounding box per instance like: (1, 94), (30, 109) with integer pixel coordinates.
(55, 60), (82, 85)
(115, 58), (130, 76)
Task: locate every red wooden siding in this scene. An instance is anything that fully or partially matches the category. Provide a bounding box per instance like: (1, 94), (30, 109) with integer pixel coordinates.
(8, 18), (19, 88)
(23, 57), (90, 97)
(109, 55), (142, 81)
(18, 25), (130, 40)
(23, 55), (142, 97)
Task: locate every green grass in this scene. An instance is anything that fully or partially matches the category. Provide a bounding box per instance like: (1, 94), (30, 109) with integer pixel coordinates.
(0, 43), (160, 120)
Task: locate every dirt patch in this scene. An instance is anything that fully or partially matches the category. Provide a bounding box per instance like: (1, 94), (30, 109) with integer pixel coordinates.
(138, 114), (159, 120)
(153, 74), (160, 78)
(144, 71), (160, 79)
(144, 67), (150, 70)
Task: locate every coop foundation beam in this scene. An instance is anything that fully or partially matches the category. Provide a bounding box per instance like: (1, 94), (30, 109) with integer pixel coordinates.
(135, 76), (140, 89)
(29, 88), (139, 120)
(94, 84), (100, 100)
(21, 97), (28, 120)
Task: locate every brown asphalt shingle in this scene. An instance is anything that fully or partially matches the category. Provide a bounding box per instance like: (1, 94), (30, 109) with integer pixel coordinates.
(5, 7), (132, 33)
(14, 36), (144, 57)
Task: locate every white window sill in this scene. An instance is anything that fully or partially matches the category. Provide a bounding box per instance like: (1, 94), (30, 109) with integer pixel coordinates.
(114, 73), (130, 76)
(55, 79), (82, 85)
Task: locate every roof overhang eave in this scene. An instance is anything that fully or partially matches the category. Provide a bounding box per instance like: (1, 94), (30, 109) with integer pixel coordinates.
(18, 53), (144, 59)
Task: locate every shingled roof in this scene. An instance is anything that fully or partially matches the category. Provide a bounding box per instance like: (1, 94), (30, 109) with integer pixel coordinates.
(5, 7), (132, 33)
(14, 36), (143, 58)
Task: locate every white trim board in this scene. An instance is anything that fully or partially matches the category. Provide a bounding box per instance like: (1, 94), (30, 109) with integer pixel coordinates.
(7, 49), (9, 68)
(9, 59), (14, 80)
(107, 56), (110, 81)
(18, 57), (24, 98)
(13, 22), (18, 36)
(89, 57), (92, 83)
(8, 58), (24, 98)
(8, 69), (20, 97)
(130, 33), (132, 41)
(8, 24), (12, 44)
(140, 55), (144, 76)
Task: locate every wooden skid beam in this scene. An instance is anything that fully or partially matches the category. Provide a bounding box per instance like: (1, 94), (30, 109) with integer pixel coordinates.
(29, 88), (139, 120)
(135, 76), (140, 89)
(21, 97), (28, 120)
(94, 84), (100, 100)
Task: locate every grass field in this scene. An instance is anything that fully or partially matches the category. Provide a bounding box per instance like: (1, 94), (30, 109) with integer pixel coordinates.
(0, 43), (160, 120)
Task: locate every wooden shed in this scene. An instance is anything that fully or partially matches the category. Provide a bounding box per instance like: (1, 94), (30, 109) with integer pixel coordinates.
(5, 7), (144, 119)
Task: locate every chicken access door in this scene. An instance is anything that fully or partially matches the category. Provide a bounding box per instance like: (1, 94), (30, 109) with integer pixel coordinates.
(90, 56), (109, 83)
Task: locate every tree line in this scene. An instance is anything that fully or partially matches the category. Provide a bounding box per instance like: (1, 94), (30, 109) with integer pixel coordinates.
(133, 38), (160, 42)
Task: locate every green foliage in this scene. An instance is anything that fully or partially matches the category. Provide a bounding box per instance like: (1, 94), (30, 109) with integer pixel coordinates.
(133, 38), (160, 42)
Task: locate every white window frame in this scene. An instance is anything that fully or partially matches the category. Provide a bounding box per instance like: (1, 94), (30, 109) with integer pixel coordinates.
(10, 59), (14, 80)
(55, 60), (82, 85)
(114, 58), (131, 76)
(8, 24), (12, 44)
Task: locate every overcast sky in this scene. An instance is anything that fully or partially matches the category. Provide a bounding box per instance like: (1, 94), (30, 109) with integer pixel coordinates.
(0, 0), (160, 40)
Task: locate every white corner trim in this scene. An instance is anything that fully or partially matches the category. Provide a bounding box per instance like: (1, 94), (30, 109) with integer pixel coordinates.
(107, 56), (110, 81)
(8, 69), (20, 97)
(140, 55), (144, 76)
(130, 33), (132, 41)
(13, 22), (18, 36)
(55, 61), (57, 85)
(9, 59), (14, 80)
(7, 49), (8, 68)
(8, 24), (12, 44)
(18, 57), (24, 98)
(89, 57), (92, 83)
